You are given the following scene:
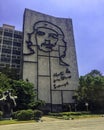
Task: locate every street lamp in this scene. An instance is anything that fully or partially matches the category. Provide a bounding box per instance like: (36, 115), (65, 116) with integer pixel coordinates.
(85, 102), (89, 111)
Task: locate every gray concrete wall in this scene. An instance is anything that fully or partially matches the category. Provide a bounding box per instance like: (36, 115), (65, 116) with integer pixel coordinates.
(23, 8), (79, 112)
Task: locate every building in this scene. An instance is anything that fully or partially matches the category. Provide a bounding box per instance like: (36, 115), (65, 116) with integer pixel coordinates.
(0, 24), (22, 79)
(0, 9), (79, 112)
(22, 9), (79, 112)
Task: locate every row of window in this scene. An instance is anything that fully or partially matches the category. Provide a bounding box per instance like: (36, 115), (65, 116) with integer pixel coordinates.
(3, 36), (22, 43)
(0, 63), (20, 69)
(4, 28), (13, 33)
(3, 28), (22, 35)
(3, 40), (22, 47)
(2, 48), (11, 53)
(1, 57), (10, 62)
(3, 36), (12, 41)
(1, 54), (10, 58)
(4, 32), (12, 37)
(1, 54), (21, 59)
(13, 50), (21, 55)
(13, 42), (21, 47)
(12, 59), (20, 64)
(2, 45), (11, 49)
(2, 45), (21, 50)
(3, 40), (12, 45)
(1, 57), (20, 64)
(2, 48), (21, 55)
(3, 32), (22, 39)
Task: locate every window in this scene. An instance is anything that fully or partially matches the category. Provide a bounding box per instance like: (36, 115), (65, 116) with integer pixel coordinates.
(13, 42), (21, 47)
(12, 59), (20, 64)
(4, 32), (13, 37)
(13, 50), (21, 55)
(7, 55), (10, 58)
(1, 57), (10, 62)
(17, 65), (20, 68)
(8, 29), (13, 33)
(2, 48), (11, 53)
(12, 56), (16, 58)
(14, 34), (22, 39)
(3, 40), (12, 45)
(0, 31), (2, 35)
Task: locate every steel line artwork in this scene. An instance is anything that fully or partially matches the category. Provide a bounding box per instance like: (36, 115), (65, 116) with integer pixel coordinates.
(24, 21), (69, 66)
(24, 21), (71, 89)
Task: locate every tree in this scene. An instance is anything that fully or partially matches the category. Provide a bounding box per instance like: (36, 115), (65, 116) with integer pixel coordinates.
(76, 70), (104, 113)
(0, 65), (20, 80)
(0, 72), (11, 91)
(86, 69), (102, 77)
(0, 73), (45, 111)
(11, 80), (36, 110)
(0, 73), (35, 110)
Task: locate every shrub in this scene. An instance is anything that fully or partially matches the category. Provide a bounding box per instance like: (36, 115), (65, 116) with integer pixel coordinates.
(62, 115), (70, 120)
(17, 109), (34, 121)
(0, 111), (3, 120)
(12, 111), (20, 119)
(49, 112), (61, 116)
(60, 112), (82, 116)
(33, 110), (43, 120)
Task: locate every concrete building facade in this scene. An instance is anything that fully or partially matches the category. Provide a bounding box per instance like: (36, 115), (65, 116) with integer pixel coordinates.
(23, 8), (79, 112)
(0, 24), (23, 79)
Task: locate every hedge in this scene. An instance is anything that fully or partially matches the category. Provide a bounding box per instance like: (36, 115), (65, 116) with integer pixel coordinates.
(13, 109), (43, 121)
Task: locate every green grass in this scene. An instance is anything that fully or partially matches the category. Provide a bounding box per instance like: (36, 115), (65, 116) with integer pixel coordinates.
(48, 111), (103, 120)
(0, 119), (35, 125)
(0, 112), (103, 125)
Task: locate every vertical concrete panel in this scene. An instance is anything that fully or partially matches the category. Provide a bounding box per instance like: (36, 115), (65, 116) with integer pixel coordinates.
(23, 62), (37, 89)
(38, 56), (49, 75)
(23, 8), (79, 111)
(38, 77), (50, 103)
(63, 91), (74, 103)
(52, 91), (62, 104)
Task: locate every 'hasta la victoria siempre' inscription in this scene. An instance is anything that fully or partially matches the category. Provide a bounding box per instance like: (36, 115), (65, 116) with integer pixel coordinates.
(53, 68), (71, 89)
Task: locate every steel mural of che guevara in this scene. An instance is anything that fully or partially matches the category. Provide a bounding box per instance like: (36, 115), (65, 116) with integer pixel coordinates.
(24, 21), (69, 67)
(23, 9), (79, 112)
(24, 21), (71, 90)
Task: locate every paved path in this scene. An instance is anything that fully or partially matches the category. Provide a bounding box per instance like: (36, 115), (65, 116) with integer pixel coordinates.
(0, 117), (104, 130)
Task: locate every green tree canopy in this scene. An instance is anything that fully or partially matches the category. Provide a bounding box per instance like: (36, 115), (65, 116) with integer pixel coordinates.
(0, 72), (11, 91)
(76, 70), (104, 113)
(11, 80), (35, 110)
(0, 65), (20, 80)
(0, 72), (36, 110)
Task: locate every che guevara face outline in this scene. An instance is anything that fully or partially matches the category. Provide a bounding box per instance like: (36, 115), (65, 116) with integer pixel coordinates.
(35, 27), (58, 52)
(25, 21), (69, 66)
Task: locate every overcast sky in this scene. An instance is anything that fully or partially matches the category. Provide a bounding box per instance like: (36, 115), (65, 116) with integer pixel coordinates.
(0, 0), (104, 76)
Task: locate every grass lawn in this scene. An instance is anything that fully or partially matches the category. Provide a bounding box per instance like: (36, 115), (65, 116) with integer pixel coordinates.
(48, 112), (103, 120)
(0, 119), (35, 125)
(0, 112), (103, 125)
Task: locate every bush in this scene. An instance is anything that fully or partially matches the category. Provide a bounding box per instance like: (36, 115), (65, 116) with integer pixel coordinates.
(12, 111), (20, 119)
(49, 112), (62, 116)
(17, 109), (34, 121)
(0, 111), (3, 120)
(33, 110), (43, 120)
(60, 112), (82, 116)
